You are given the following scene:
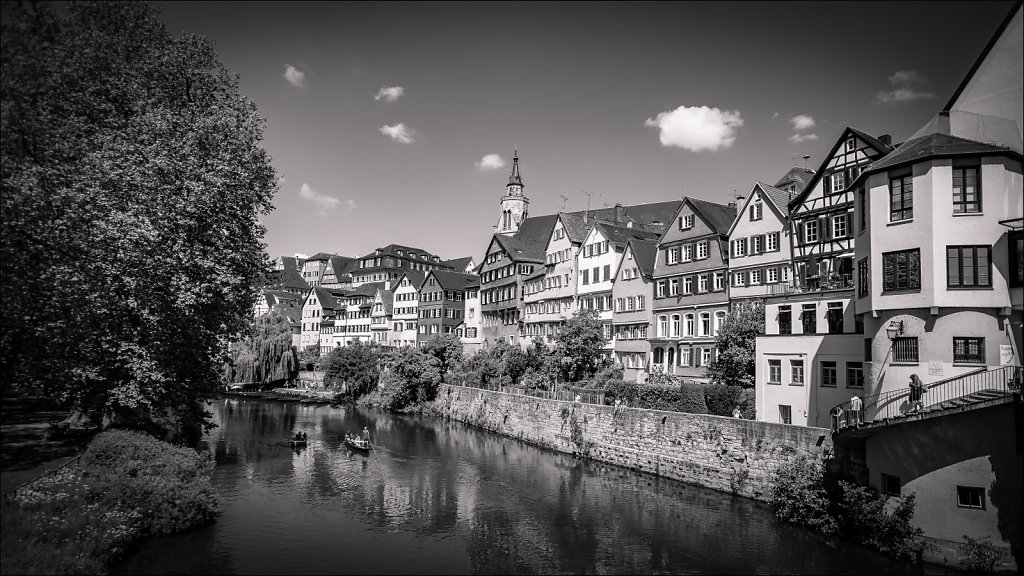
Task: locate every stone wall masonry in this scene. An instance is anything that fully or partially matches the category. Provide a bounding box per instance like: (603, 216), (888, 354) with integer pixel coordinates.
(437, 384), (834, 501)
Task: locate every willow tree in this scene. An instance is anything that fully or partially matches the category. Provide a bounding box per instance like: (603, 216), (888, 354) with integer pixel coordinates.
(229, 311), (299, 387)
(1, 1), (278, 437)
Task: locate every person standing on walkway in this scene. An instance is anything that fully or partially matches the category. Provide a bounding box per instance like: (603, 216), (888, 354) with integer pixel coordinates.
(909, 374), (926, 412)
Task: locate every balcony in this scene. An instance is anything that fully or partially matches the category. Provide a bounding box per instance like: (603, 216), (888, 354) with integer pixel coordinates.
(767, 274), (854, 296)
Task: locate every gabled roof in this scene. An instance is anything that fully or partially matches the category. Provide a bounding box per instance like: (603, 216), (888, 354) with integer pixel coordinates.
(310, 286), (346, 311)
(726, 182), (792, 237)
(263, 289), (302, 308)
(688, 197), (737, 235)
(375, 289), (394, 314)
(492, 229), (549, 264)
(364, 243), (450, 266)
(350, 281), (384, 298)
(270, 265), (309, 292)
(441, 257), (474, 272)
(773, 167), (815, 192)
(943, 2), (1023, 114)
(427, 270), (480, 291)
(624, 239), (658, 280)
(306, 252), (335, 262)
(327, 255), (358, 276)
(788, 126), (895, 211)
(593, 221), (661, 247)
(393, 269), (427, 290)
(861, 132), (1020, 176)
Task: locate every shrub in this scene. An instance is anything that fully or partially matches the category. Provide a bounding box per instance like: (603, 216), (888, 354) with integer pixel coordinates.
(679, 381), (708, 414)
(960, 535), (1000, 574)
(769, 456), (838, 535)
(519, 368), (551, 390)
(704, 384), (743, 417)
(834, 481), (924, 563)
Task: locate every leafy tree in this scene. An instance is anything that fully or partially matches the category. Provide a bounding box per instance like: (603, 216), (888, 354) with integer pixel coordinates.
(678, 381), (708, 414)
(553, 309), (607, 382)
(704, 301), (765, 388)
(299, 344), (320, 372)
(321, 341), (380, 396)
(0, 1), (277, 437)
(387, 346), (442, 403)
(226, 311), (298, 386)
(421, 334), (463, 382)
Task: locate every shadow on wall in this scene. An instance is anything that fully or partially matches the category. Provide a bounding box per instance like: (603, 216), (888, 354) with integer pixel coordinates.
(866, 401), (1021, 565)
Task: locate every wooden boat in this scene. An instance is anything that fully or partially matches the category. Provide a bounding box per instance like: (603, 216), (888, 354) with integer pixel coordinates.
(343, 436), (372, 452)
(290, 437), (307, 447)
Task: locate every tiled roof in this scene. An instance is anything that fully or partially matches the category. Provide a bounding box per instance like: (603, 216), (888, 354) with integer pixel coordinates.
(595, 222), (661, 247)
(327, 255), (358, 276)
(429, 270), (480, 291)
(306, 252), (335, 262)
(394, 269), (427, 290)
(773, 167), (815, 191)
(268, 264), (309, 292)
(865, 132), (1019, 173)
(628, 239), (658, 279)
(263, 289), (302, 308)
(688, 197), (737, 234)
(312, 286), (346, 310)
(364, 243), (450, 266)
(755, 182), (793, 217)
(441, 257), (474, 272)
(377, 289), (394, 314)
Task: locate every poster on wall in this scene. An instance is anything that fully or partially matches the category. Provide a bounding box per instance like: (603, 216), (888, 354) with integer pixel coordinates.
(1000, 344), (1015, 366)
(928, 361), (943, 377)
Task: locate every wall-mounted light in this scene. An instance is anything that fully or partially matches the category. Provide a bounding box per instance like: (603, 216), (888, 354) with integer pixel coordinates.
(886, 320), (904, 341)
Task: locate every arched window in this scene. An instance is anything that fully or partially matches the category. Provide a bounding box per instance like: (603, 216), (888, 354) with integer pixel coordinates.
(700, 312), (711, 337)
(684, 314), (694, 337)
(653, 347), (664, 364)
(657, 315), (668, 337)
(714, 311), (727, 335)
(667, 347), (675, 368)
(670, 314), (680, 337)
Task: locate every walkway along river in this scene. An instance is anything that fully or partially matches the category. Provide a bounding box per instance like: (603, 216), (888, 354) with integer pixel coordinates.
(115, 397), (944, 575)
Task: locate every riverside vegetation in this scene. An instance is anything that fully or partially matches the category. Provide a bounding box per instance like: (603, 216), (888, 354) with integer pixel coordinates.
(1, 430), (219, 575)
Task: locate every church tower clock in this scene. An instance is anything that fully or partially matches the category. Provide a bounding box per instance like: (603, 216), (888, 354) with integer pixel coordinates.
(496, 150), (529, 235)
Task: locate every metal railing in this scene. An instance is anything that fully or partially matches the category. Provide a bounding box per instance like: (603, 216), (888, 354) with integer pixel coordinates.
(453, 379), (606, 406)
(831, 365), (1022, 432)
(766, 275), (854, 296)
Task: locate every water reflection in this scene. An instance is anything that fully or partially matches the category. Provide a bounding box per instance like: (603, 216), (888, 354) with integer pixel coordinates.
(117, 398), (938, 575)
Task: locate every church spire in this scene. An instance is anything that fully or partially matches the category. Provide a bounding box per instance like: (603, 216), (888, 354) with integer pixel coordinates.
(496, 149), (529, 236)
(507, 149), (523, 188)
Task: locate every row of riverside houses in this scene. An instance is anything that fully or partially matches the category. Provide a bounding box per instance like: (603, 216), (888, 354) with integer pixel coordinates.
(257, 4), (1021, 430)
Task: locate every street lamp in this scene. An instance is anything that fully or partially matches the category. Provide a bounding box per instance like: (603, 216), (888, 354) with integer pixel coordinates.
(886, 320), (903, 341)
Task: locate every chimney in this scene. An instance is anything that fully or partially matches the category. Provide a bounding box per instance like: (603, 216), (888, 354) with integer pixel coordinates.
(727, 201), (737, 214)
(879, 134), (892, 147)
(614, 203), (625, 223)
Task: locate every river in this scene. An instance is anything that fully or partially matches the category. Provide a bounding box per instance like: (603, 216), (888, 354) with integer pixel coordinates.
(115, 397), (940, 575)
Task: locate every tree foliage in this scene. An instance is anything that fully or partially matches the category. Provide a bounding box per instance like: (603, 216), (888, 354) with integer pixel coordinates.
(553, 309), (607, 382)
(0, 2), (278, 434)
(420, 334), (463, 382)
(299, 344), (320, 372)
(704, 302), (765, 388)
(226, 311), (298, 386)
(321, 342), (379, 396)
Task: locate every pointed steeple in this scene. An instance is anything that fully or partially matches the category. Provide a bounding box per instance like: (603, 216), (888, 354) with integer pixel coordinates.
(507, 149), (523, 189)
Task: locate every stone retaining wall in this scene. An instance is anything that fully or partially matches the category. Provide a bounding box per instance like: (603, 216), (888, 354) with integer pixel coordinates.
(437, 384), (833, 501)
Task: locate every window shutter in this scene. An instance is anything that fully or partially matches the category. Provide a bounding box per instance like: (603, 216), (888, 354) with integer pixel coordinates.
(845, 213), (853, 237)
(759, 234), (767, 253)
(797, 221), (805, 245)
(741, 237), (748, 254)
(820, 217), (830, 241)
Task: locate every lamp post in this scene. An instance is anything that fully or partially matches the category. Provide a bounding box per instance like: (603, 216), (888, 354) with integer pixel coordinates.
(886, 320), (903, 342)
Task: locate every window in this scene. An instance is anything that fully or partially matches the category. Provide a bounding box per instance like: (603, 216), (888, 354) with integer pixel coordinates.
(767, 268), (778, 283)
(957, 486), (985, 509)
(701, 348), (712, 366)
(768, 359), (782, 383)
(858, 257), (869, 298)
(801, 304), (817, 334)
(696, 241), (708, 259)
(683, 277), (693, 294)
(1011, 233), (1024, 288)
(670, 315), (680, 337)
(804, 220), (818, 243)
(947, 246), (991, 288)
(952, 166), (980, 213)
(656, 281), (665, 298)
(830, 172), (845, 194)
(750, 202), (763, 221)
(683, 214), (695, 229)
(766, 232), (779, 252)
(714, 311), (726, 335)
(893, 336), (919, 363)
(636, 296), (645, 310)
(700, 313), (711, 337)
(582, 269), (589, 285)
(953, 337), (985, 364)
(778, 305), (792, 335)
(714, 272), (724, 291)
(847, 362), (864, 388)
(881, 474), (901, 496)
(833, 214), (847, 238)
(603, 264), (611, 281)
(680, 347), (691, 366)
(890, 174), (913, 221)
(845, 137), (856, 152)
(883, 249), (921, 291)
(750, 269), (763, 285)
(684, 314), (694, 337)
(826, 302), (844, 334)
(733, 238), (746, 257)
(751, 235), (764, 254)
(669, 278), (679, 296)
(667, 247), (679, 265)
(779, 405), (792, 425)
(821, 361), (837, 387)
(790, 360), (804, 385)
(698, 275), (709, 293)
(858, 188), (867, 232)
(732, 271), (746, 287)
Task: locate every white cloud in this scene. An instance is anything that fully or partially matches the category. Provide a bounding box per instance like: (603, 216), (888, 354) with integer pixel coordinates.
(374, 86), (404, 102)
(379, 123), (416, 144)
(772, 112), (779, 119)
(644, 105), (744, 152)
(790, 115), (816, 131)
(344, 199), (357, 211)
(283, 64), (306, 88)
(875, 69), (936, 104)
(788, 133), (820, 143)
(298, 183), (341, 215)
(476, 153), (506, 171)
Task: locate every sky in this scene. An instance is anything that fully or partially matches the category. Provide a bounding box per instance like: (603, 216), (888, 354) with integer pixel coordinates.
(154, 1), (1016, 264)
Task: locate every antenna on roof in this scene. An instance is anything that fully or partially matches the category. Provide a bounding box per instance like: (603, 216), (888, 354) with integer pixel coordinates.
(559, 193), (569, 211)
(802, 155), (811, 169)
(582, 191), (593, 223)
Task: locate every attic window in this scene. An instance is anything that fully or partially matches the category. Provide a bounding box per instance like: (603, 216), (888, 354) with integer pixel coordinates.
(846, 137), (856, 152)
(397, 250), (403, 256)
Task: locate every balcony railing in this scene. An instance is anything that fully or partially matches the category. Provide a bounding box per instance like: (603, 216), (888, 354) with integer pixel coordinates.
(831, 365), (1022, 432)
(768, 275), (854, 297)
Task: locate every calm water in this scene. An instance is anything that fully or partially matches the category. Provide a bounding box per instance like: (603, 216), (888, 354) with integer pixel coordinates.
(116, 397), (936, 575)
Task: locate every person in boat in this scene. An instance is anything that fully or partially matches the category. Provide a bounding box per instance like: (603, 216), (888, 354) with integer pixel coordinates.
(362, 427), (370, 441)
(302, 432), (308, 441)
(294, 432), (303, 442)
